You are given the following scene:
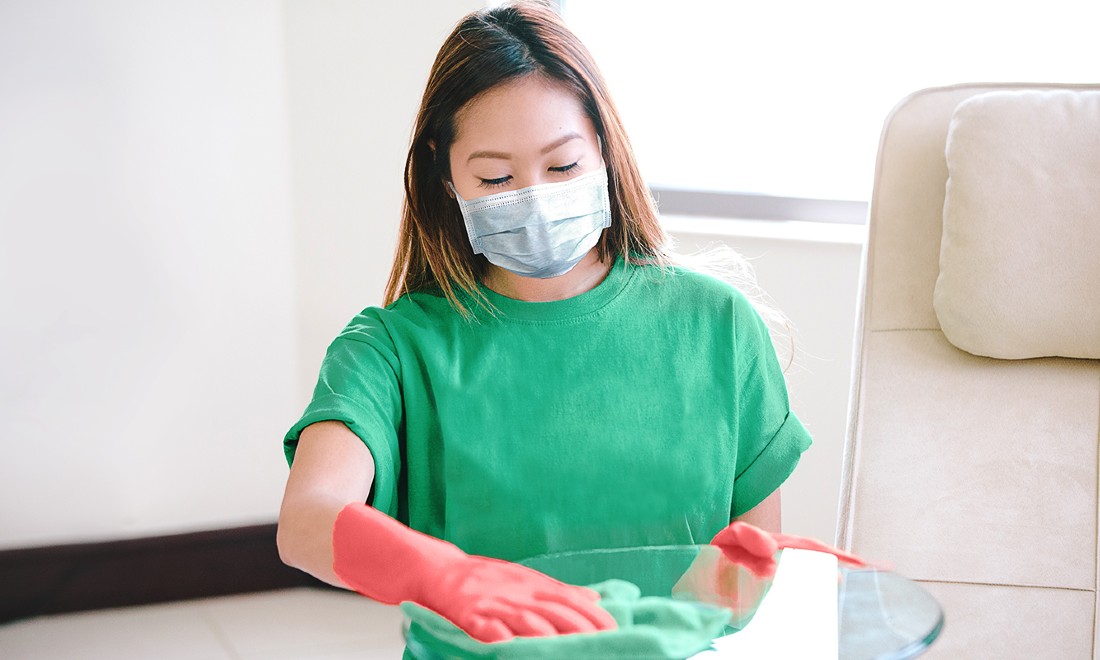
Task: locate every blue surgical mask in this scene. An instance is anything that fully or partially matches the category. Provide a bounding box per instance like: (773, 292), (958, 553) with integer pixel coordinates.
(451, 168), (612, 279)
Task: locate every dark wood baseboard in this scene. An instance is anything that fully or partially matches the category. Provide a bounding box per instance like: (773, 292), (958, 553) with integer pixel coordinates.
(0, 523), (332, 623)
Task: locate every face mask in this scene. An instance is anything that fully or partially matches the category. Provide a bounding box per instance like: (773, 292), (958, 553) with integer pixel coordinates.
(451, 168), (612, 279)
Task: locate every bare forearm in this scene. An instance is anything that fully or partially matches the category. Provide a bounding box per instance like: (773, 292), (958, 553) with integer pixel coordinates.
(277, 493), (350, 588)
(277, 420), (376, 588)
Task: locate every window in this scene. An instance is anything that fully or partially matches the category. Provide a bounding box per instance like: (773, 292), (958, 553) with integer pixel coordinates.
(561, 0), (1099, 221)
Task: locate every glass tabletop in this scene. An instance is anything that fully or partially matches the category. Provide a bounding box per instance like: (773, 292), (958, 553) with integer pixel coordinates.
(403, 545), (943, 659)
(838, 567), (944, 660)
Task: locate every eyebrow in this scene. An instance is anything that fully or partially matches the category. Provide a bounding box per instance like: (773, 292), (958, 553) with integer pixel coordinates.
(466, 132), (583, 163)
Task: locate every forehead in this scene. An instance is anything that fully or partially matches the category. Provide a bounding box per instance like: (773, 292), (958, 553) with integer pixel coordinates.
(452, 75), (593, 148)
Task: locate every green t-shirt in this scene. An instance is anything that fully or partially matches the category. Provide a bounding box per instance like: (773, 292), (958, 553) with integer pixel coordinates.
(284, 256), (811, 561)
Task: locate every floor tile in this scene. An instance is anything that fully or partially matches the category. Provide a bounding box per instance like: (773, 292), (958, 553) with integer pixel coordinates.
(198, 587), (406, 659)
(252, 637), (408, 659)
(0, 599), (234, 660)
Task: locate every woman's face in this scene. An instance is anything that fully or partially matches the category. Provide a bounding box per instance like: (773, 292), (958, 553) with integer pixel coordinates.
(448, 75), (603, 201)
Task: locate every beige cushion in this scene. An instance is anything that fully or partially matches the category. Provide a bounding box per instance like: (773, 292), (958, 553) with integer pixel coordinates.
(934, 90), (1100, 359)
(916, 581), (1095, 659)
(847, 330), (1099, 590)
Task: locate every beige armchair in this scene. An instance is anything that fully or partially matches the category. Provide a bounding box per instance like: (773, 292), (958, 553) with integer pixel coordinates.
(836, 83), (1100, 658)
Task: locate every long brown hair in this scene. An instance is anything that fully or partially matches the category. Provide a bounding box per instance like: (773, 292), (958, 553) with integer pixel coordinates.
(383, 1), (669, 313)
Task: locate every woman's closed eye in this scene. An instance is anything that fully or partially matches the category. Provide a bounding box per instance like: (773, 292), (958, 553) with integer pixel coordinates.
(478, 175), (513, 189)
(476, 162), (582, 190)
(549, 161), (579, 175)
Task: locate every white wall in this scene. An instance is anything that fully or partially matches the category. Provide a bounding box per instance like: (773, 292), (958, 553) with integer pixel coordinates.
(0, 0), (862, 550)
(0, 1), (297, 548)
(0, 0), (481, 550)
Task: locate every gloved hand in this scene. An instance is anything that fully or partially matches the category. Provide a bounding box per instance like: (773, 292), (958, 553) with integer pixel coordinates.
(710, 521), (869, 579)
(332, 502), (617, 643)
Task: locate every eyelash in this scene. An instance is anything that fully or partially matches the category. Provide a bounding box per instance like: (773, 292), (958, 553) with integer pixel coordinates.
(478, 162), (580, 189)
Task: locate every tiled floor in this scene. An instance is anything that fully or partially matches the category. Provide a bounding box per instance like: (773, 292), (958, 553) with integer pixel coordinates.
(0, 588), (408, 659)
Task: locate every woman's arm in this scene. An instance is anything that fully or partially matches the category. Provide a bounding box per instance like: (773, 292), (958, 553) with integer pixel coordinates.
(276, 421), (617, 641)
(734, 488), (782, 534)
(277, 420), (375, 588)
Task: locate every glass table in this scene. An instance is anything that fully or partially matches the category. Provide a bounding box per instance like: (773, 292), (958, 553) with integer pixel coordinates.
(837, 567), (943, 659)
(404, 545), (943, 659)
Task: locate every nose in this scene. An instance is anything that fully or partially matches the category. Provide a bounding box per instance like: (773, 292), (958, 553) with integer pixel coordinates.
(510, 170), (555, 190)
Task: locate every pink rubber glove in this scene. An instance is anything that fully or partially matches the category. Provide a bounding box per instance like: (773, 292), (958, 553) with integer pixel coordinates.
(711, 521), (870, 579)
(332, 503), (617, 643)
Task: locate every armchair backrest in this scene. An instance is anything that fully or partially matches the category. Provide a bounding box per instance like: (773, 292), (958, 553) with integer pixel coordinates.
(836, 83), (1100, 658)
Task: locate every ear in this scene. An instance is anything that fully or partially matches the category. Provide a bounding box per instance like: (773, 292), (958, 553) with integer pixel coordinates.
(427, 139), (456, 198)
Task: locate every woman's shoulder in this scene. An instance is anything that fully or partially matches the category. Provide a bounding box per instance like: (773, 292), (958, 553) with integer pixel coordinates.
(334, 289), (458, 343)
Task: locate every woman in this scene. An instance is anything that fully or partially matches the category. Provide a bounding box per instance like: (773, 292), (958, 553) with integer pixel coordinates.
(277, 0), (812, 644)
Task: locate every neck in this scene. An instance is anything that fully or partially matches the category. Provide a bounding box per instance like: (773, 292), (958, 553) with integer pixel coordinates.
(482, 249), (612, 302)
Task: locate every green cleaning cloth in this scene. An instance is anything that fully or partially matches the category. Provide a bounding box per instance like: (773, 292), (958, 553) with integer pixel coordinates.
(401, 579), (731, 659)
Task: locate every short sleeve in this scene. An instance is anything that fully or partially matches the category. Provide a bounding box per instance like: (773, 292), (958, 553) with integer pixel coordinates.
(283, 312), (404, 518)
(730, 298), (813, 518)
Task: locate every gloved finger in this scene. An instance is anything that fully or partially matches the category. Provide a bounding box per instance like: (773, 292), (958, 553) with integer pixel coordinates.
(772, 533), (869, 567)
(715, 545), (778, 578)
(522, 600), (602, 635)
(537, 588), (618, 631)
(479, 602), (560, 638)
(464, 614), (514, 644)
(716, 522), (780, 558)
(737, 523), (781, 557)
